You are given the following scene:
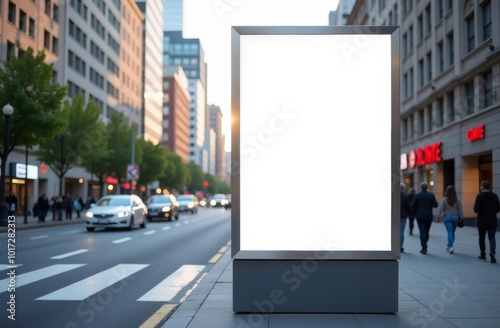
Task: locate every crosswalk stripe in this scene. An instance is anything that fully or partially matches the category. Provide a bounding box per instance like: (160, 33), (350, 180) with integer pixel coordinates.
(0, 264), (85, 293)
(50, 249), (89, 259)
(36, 264), (149, 300)
(0, 264), (22, 272)
(137, 265), (205, 302)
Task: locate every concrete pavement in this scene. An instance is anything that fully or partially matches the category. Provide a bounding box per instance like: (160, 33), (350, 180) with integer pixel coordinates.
(162, 221), (500, 328)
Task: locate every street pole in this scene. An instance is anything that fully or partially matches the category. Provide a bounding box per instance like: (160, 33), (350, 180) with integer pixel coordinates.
(130, 129), (135, 195)
(0, 104), (14, 227)
(59, 134), (64, 196)
(24, 146), (28, 224)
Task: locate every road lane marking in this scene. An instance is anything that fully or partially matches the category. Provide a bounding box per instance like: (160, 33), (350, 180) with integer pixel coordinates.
(0, 264), (85, 293)
(139, 304), (178, 328)
(208, 253), (222, 263)
(59, 229), (81, 235)
(50, 249), (89, 259)
(162, 226), (171, 231)
(143, 230), (156, 235)
(112, 237), (132, 244)
(174, 223), (182, 227)
(137, 264), (205, 302)
(30, 235), (49, 240)
(37, 264), (149, 300)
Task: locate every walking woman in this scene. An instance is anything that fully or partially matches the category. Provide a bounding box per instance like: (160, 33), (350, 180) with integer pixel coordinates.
(436, 185), (463, 254)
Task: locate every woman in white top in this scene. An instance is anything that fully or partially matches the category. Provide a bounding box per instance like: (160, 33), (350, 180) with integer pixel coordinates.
(436, 185), (463, 254)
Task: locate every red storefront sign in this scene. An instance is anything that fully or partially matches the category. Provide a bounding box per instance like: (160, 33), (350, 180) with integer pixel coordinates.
(467, 124), (484, 142)
(408, 142), (442, 168)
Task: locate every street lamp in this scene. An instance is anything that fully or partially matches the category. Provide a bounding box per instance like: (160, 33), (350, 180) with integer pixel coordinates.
(0, 103), (14, 227)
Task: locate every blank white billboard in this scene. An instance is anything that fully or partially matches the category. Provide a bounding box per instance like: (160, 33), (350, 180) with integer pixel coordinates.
(231, 26), (400, 260)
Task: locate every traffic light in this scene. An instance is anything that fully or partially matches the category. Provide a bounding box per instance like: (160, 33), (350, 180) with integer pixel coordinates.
(203, 180), (208, 187)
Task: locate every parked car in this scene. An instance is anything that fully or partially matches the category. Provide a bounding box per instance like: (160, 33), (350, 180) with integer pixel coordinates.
(85, 194), (147, 232)
(146, 194), (179, 221)
(177, 194), (199, 214)
(210, 193), (229, 208)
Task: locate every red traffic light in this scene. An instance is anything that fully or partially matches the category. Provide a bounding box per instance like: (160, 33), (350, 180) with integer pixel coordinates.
(203, 180), (208, 187)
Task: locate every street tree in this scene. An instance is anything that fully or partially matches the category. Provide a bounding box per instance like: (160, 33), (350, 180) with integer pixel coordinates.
(159, 151), (188, 192)
(0, 45), (67, 190)
(106, 112), (143, 188)
(137, 139), (168, 186)
(186, 163), (204, 194)
(36, 95), (105, 196)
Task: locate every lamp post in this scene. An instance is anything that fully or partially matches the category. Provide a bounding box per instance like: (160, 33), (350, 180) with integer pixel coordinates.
(0, 103), (14, 227)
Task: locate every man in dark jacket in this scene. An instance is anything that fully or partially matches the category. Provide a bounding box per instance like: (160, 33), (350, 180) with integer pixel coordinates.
(411, 182), (438, 254)
(400, 184), (411, 253)
(473, 180), (500, 263)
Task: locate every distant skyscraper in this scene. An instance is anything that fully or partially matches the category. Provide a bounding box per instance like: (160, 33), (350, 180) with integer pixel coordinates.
(329, 0), (355, 25)
(164, 0), (183, 31)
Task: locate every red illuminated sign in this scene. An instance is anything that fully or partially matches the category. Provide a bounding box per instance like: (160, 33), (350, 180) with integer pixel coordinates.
(105, 176), (119, 184)
(409, 150), (416, 168)
(467, 124), (484, 142)
(408, 142), (442, 167)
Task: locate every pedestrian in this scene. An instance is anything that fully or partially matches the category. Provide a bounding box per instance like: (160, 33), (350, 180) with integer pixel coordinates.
(37, 193), (50, 223)
(407, 187), (416, 235)
(410, 182), (438, 254)
(436, 186), (463, 254)
(74, 195), (84, 218)
(50, 196), (56, 220)
(85, 194), (96, 210)
(65, 193), (74, 220)
(473, 180), (500, 263)
(400, 184), (411, 253)
(6, 191), (18, 216)
(55, 195), (64, 221)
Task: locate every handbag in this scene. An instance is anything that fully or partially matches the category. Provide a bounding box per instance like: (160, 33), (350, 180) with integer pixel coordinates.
(458, 216), (464, 228)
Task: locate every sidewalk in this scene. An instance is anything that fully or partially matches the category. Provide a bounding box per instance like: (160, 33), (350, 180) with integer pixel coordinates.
(162, 222), (500, 328)
(0, 213), (84, 232)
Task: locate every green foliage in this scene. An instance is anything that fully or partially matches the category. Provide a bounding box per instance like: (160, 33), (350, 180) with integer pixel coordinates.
(158, 152), (188, 192)
(137, 139), (168, 185)
(186, 163), (204, 193)
(0, 45), (67, 156)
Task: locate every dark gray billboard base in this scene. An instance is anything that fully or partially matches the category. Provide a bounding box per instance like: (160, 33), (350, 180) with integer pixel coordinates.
(233, 260), (398, 313)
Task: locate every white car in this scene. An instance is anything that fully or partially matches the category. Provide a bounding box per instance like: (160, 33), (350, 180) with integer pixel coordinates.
(85, 194), (148, 232)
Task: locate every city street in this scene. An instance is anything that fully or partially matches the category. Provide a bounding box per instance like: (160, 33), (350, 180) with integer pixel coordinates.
(0, 207), (230, 328)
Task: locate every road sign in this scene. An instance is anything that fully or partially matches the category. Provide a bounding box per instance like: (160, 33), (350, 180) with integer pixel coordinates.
(126, 164), (139, 180)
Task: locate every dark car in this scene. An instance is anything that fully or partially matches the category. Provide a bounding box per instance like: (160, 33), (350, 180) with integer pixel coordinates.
(146, 194), (179, 221)
(177, 194), (199, 214)
(225, 194), (231, 208)
(210, 194), (229, 208)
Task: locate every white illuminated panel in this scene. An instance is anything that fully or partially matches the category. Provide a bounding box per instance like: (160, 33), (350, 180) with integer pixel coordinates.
(236, 31), (395, 253)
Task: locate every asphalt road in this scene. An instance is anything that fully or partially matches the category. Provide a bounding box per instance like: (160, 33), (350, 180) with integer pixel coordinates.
(0, 207), (231, 328)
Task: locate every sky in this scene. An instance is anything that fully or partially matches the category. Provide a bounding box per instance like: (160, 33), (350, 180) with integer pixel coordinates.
(183, 0), (340, 151)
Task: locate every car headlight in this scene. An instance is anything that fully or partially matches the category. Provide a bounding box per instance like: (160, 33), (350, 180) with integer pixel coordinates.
(210, 200), (216, 206)
(117, 211), (129, 217)
(162, 206), (171, 212)
(85, 212), (93, 218)
(222, 200), (228, 205)
(187, 202), (194, 208)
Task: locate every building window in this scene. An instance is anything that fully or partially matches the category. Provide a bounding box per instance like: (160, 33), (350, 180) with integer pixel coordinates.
(482, 1), (491, 41)
(483, 70), (492, 108)
(52, 37), (58, 53)
(44, 30), (51, 49)
(402, 118), (408, 141)
(19, 10), (27, 32)
(426, 52), (432, 82)
(437, 42), (444, 73)
(447, 91), (455, 122)
(6, 42), (15, 61)
(465, 80), (474, 115)
(403, 33), (408, 58)
(417, 15), (423, 41)
(426, 106), (432, 132)
(425, 5), (431, 33)
(409, 68), (414, 95)
(418, 110), (424, 135)
(45, 0), (51, 16)
(53, 4), (59, 21)
(447, 33), (454, 66)
(29, 18), (35, 38)
(448, 0), (453, 11)
(437, 98), (444, 127)
(8, 2), (16, 24)
(437, 0), (444, 20)
(403, 73), (408, 99)
(466, 14), (475, 52)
